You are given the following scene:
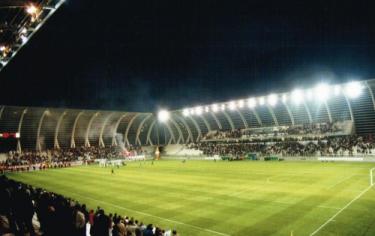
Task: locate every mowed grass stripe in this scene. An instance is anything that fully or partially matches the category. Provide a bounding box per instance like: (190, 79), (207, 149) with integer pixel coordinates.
(7, 161), (375, 236)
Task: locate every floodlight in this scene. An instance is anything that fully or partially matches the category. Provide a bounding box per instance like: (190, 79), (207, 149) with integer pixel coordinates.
(334, 85), (341, 96)
(190, 109), (195, 115)
(282, 94), (287, 103)
(314, 83), (330, 101)
(195, 106), (203, 115)
(306, 89), (313, 101)
(229, 101), (237, 110)
(157, 110), (170, 122)
(0, 46), (6, 52)
(344, 81), (362, 99)
(221, 104), (225, 111)
(267, 94), (278, 106)
(182, 109), (189, 116)
(247, 98), (256, 108)
(26, 4), (38, 15)
(291, 89), (304, 105)
(21, 35), (28, 44)
(212, 104), (219, 112)
(205, 106), (209, 112)
(238, 100), (244, 108)
(258, 97), (265, 106)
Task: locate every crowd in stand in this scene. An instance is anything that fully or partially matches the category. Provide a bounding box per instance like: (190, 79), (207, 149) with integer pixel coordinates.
(0, 176), (178, 236)
(0, 145), (146, 172)
(190, 135), (375, 157)
(201, 121), (348, 141)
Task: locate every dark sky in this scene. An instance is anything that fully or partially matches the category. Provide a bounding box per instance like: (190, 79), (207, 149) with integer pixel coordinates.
(1, 1), (374, 112)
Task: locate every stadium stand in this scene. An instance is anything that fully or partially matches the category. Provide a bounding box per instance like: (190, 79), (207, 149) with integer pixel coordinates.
(1, 80), (375, 151)
(0, 175), (178, 236)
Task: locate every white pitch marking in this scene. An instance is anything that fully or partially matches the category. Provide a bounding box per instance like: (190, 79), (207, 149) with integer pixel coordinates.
(68, 192), (231, 236)
(310, 185), (373, 236)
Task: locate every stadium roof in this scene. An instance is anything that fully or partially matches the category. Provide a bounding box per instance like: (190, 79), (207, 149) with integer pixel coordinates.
(0, 0), (64, 72)
(1, 79), (375, 151)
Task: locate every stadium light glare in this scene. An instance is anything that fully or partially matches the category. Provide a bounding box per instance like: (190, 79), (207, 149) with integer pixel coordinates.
(190, 109), (195, 115)
(229, 101), (237, 110)
(282, 94), (287, 103)
(26, 4), (38, 15)
(314, 83), (330, 101)
(344, 81), (363, 99)
(267, 94), (278, 106)
(306, 89), (313, 101)
(291, 89), (304, 105)
(205, 106), (210, 112)
(212, 104), (219, 112)
(21, 35), (28, 44)
(238, 100), (244, 108)
(195, 106), (203, 115)
(334, 85), (341, 96)
(157, 110), (170, 122)
(247, 98), (256, 108)
(221, 104), (225, 111)
(182, 109), (189, 116)
(258, 97), (265, 106)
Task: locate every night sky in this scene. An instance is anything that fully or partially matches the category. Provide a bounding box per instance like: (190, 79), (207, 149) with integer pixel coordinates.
(1, 1), (374, 112)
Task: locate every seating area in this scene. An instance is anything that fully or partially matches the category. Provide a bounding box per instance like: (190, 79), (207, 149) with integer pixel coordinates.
(201, 121), (353, 141)
(189, 135), (375, 158)
(0, 176), (178, 236)
(0, 145), (146, 172)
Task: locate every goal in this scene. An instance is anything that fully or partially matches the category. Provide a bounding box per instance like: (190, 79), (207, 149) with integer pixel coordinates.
(370, 168), (375, 186)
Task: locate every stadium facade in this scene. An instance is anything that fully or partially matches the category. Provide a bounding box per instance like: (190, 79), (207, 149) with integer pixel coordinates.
(1, 79), (375, 151)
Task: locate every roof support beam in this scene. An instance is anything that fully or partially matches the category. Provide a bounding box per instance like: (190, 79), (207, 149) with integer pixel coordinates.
(187, 116), (201, 142)
(237, 110), (249, 129)
(135, 114), (153, 145)
(174, 114), (193, 143)
(365, 81), (375, 111)
(283, 103), (295, 126)
(251, 109), (262, 126)
(222, 111), (235, 130)
(324, 101), (333, 123)
(85, 112), (99, 147)
(169, 117), (185, 144)
(71, 111), (84, 148)
(210, 112), (222, 130)
(146, 120), (156, 145)
(36, 110), (49, 151)
(54, 111), (66, 149)
(0, 106), (4, 120)
(99, 113), (114, 148)
(267, 106), (279, 126)
(112, 113), (129, 146)
(124, 113), (141, 146)
(303, 102), (313, 124)
(16, 108), (27, 153)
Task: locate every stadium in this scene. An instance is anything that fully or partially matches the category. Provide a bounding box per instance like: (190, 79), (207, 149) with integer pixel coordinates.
(1, 1), (375, 236)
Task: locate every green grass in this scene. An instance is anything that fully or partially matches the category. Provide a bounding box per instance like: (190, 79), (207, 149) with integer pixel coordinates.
(6, 160), (375, 236)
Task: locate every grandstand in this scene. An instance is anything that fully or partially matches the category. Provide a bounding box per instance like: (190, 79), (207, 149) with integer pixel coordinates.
(1, 80), (375, 236)
(1, 79), (375, 152)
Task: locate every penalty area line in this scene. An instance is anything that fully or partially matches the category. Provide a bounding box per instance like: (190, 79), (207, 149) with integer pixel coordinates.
(310, 185), (373, 236)
(68, 192), (231, 236)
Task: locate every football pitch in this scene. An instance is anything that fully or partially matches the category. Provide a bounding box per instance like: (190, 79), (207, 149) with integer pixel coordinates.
(7, 160), (375, 236)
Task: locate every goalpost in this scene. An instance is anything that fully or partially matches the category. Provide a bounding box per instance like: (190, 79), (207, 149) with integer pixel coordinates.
(370, 168), (375, 187)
